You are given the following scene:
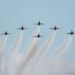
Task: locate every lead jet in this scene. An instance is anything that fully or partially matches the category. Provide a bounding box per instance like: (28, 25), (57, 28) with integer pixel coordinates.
(50, 26), (61, 30)
(67, 30), (75, 35)
(35, 21), (44, 26)
(17, 26), (27, 30)
(33, 34), (44, 38)
(1, 31), (11, 35)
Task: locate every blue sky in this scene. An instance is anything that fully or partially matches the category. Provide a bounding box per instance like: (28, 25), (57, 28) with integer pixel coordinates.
(0, 0), (75, 59)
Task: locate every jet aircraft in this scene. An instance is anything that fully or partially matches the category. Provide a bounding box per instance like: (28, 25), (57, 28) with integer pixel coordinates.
(1, 31), (11, 35)
(33, 34), (44, 38)
(67, 30), (75, 35)
(35, 21), (44, 26)
(17, 26), (27, 30)
(50, 26), (61, 30)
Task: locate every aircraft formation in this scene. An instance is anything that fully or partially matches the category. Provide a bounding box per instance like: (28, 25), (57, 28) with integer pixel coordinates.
(1, 21), (75, 38)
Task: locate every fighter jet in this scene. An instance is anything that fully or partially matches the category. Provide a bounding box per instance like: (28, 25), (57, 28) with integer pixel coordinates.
(35, 21), (44, 26)
(33, 34), (44, 38)
(50, 26), (61, 30)
(67, 31), (75, 35)
(1, 31), (11, 35)
(17, 26), (27, 30)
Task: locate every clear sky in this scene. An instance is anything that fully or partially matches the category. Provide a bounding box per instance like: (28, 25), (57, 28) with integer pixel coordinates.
(0, 0), (75, 59)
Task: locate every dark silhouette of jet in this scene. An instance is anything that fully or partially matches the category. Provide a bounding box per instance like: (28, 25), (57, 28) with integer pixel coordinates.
(33, 34), (44, 38)
(17, 26), (27, 30)
(35, 21), (44, 26)
(50, 26), (61, 30)
(1, 31), (11, 35)
(67, 31), (75, 35)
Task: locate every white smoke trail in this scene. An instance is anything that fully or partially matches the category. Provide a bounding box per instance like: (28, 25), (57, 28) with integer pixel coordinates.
(0, 27), (74, 75)
(55, 36), (72, 57)
(22, 26), (40, 55)
(59, 60), (75, 75)
(49, 58), (75, 75)
(2, 31), (23, 75)
(29, 31), (56, 75)
(8, 31), (23, 57)
(36, 31), (56, 62)
(16, 26), (40, 75)
(20, 39), (39, 75)
(8, 31), (23, 63)
(0, 36), (7, 75)
(22, 26), (40, 60)
(47, 36), (72, 75)
(0, 36), (7, 63)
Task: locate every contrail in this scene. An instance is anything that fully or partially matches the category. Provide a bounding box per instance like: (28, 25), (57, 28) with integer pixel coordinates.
(19, 39), (39, 75)
(22, 26), (40, 54)
(47, 36), (72, 75)
(0, 36), (7, 62)
(16, 26), (40, 75)
(47, 57), (64, 75)
(48, 58), (75, 75)
(36, 31), (56, 62)
(29, 31), (56, 75)
(0, 36), (7, 75)
(8, 31), (23, 63)
(55, 36), (72, 57)
(8, 31), (23, 56)
(2, 31), (23, 75)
